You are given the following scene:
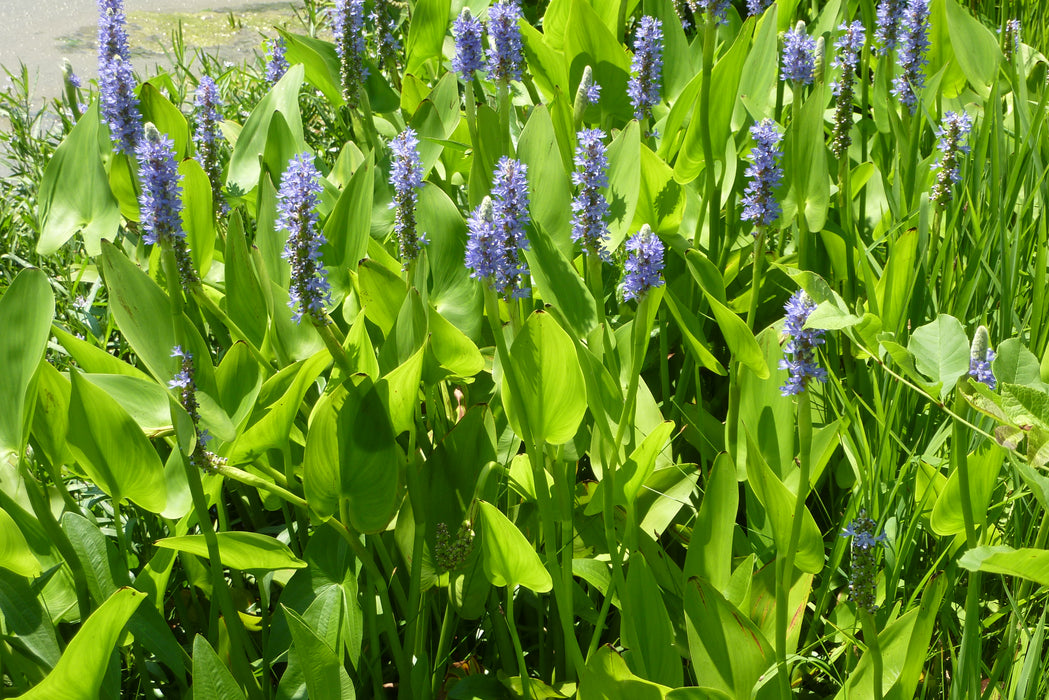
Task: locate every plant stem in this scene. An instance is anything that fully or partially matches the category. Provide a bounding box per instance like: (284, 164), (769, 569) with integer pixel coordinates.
(856, 608), (883, 699)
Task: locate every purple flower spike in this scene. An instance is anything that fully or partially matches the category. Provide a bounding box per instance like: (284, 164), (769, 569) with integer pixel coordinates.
(332, 0), (368, 106)
(278, 154), (331, 324)
(781, 24), (817, 84)
(194, 76), (225, 214)
(779, 290), (827, 396)
(831, 21), (866, 159)
(389, 127), (426, 266)
(97, 0), (143, 153)
(931, 111), (972, 207)
(628, 16), (663, 121)
(137, 125), (197, 285)
(264, 36), (289, 84)
(741, 119), (784, 229)
(621, 225), (664, 301)
(465, 157), (532, 299)
(748, 0), (772, 15)
(875, 0), (906, 54)
(487, 1), (524, 83)
(690, 0), (730, 25)
(892, 0), (930, 111)
(571, 129), (611, 260)
(842, 510), (885, 613)
(452, 8), (485, 79)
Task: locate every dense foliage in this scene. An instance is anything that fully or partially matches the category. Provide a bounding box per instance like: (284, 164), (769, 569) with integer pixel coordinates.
(2, 0), (1049, 698)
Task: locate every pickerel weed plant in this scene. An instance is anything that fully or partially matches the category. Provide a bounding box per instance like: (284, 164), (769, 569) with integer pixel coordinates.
(3, 0), (1049, 698)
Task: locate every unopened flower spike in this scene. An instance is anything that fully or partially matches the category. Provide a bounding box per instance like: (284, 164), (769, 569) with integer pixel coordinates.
(779, 290), (828, 396)
(931, 111), (972, 208)
(194, 76), (226, 214)
(137, 123), (197, 285)
(264, 36), (289, 84)
(969, 325), (996, 390)
(487, 1), (524, 84)
(278, 153), (332, 324)
(434, 521), (475, 572)
(97, 0), (143, 153)
(452, 8), (485, 80)
(621, 225), (665, 301)
(574, 65), (601, 118)
(781, 22), (817, 85)
(332, 0), (368, 106)
(842, 510), (886, 613)
(628, 16), (663, 121)
(571, 129), (611, 260)
(741, 119), (784, 230)
(831, 21), (866, 159)
(465, 158), (532, 300)
(892, 0), (930, 111)
(389, 127), (426, 267)
(371, 2), (401, 74)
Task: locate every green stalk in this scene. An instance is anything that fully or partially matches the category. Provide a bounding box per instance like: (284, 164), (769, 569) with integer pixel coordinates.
(953, 393), (981, 698)
(431, 603), (458, 698)
(498, 82), (512, 157)
(212, 463), (307, 509)
(776, 390), (814, 697)
(506, 587), (531, 696)
(860, 609), (883, 700)
(699, 18), (721, 260)
(160, 245), (260, 700)
(404, 445), (428, 699)
(484, 288), (585, 677)
(464, 80), (479, 153)
(793, 84), (809, 271)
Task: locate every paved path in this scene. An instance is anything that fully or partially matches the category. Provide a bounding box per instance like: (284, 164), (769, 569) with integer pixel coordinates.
(0, 1), (301, 98)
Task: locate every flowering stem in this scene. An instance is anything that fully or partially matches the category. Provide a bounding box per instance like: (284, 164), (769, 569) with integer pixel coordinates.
(464, 80), (479, 149)
(792, 82), (810, 271)
(211, 463), (307, 508)
(699, 18), (720, 261)
(160, 244), (260, 700)
(860, 608), (883, 700)
(312, 316), (353, 375)
(746, 227), (768, 330)
(953, 393), (982, 697)
(483, 288), (585, 678)
(585, 253), (606, 324)
(776, 389), (813, 696)
(497, 82), (512, 156)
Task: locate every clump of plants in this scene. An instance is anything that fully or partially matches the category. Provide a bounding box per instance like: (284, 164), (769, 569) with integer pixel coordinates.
(2, 0), (1049, 698)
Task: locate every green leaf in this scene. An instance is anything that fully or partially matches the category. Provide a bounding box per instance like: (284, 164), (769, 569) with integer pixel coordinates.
(930, 441), (1004, 535)
(525, 221), (599, 339)
(0, 507), (40, 577)
(281, 30), (344, 106)
(683, 454), (737, 592)
(405, 0), (451, 76)
(564, 0), (633, 122)
(0, 569), (60, 670)
(685, 251), (768, 378)
(833, 574), (947, 699)
(944, 0), (1000, 97)
(191, 635), (246, 700)
(674, 20), (752, 183)
(303, 378), (403, 531)
(907, 314), (970, 399)
(36, 104), (120, 256)
(633, 145), (683, 238)
(683, 576), (775, 700)
(223, 211), (268, 349)
(322, 153), (374, 294)
(283, 606), (357, 700)
(0, 269), (54, 459)
(154, 532), (306, 571)
(783, 83), (830, 231)
(622, 556), (682, 687)
(519, 106), (573, 257)
(992, 338), (1044, 388)
(418, 183), (483, 339)
(16, 587), (146, 700)
(178, 158), (215, 276)
(738, 4), (779, 120)
(605, 121), (642, 249)
(502, 311), (588, 445)
(140, 82), (189, 159)
(477, 501), (552, 593)
(226, 64), (305, 194)
(67, 370), (167, 513)
(99, 241), (215, 391)
(960, 546), (1049, 586)
(579, 646), (672, 700)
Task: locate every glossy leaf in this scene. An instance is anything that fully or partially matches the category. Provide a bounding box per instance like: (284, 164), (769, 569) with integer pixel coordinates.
(478, 500), (552, 593)
(154, 532), (306, 571)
